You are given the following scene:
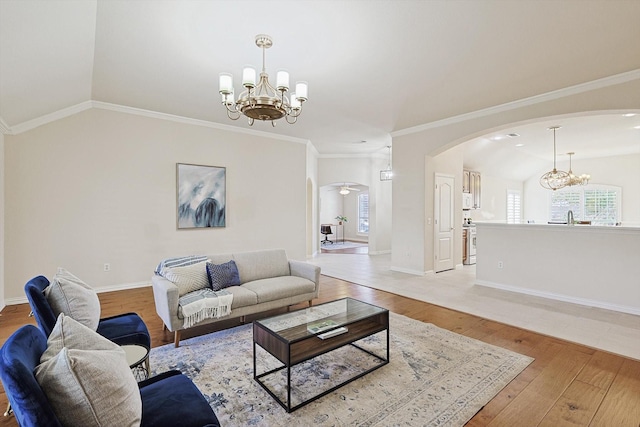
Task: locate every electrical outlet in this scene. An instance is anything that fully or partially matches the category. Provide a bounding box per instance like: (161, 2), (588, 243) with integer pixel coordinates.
(103, 263), (111, 272)
(497, 261), (503, 269)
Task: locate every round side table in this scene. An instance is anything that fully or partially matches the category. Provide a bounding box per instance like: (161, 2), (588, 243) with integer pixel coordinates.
(122, 344), (150, 382)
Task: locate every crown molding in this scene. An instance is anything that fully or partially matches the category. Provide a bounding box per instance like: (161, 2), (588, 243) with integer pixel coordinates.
(9, 102), (93, 135)
(391, 69), (640, 138)
(6, 100), (311, 145)
(92, 102), (310, 145)
(0, 117), (11, 134)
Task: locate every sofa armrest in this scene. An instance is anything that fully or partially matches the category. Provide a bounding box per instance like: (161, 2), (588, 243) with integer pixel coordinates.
(289, 260), (321, 293)
(151, 275), (181, 331)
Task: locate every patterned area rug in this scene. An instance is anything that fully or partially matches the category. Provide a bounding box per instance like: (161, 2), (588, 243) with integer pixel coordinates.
(149, 313), (533, 426)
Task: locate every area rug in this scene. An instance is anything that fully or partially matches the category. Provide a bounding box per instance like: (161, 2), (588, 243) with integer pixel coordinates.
(149, 313), (533, 426)
(321, 241), (367, 251)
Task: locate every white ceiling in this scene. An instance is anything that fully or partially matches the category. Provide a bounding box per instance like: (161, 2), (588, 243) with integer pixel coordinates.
(1, 1), (639, 176)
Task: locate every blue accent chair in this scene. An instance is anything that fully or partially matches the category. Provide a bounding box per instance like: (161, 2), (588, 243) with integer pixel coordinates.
(0, 325), (221, 427)
(25, 275), (150, 349)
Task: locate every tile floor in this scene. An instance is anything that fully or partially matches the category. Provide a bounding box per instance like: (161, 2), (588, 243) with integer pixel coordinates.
(309, 253), (640, 360)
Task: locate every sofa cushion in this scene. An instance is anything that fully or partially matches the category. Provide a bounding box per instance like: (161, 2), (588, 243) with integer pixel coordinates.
(35, 314), (142, 427)
(44, 267), (101, 331)
(206, 260), (241, 291)
(242, 276), (316, 304)
(233, 249), (290, 283)
(163, 260), (210, 296)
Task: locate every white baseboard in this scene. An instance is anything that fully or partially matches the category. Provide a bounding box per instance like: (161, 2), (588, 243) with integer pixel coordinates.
(475, 279), (640, 316)
(4, 281), (151, 306)
(390, 266), (430, 276)
(369, 250), (391, 255)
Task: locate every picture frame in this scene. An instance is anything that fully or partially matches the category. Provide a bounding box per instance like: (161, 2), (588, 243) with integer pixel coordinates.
(176, 163), (226, 229)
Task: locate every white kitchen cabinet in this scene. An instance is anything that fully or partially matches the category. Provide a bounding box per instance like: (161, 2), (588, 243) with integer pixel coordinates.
(463, 170), (481, 209)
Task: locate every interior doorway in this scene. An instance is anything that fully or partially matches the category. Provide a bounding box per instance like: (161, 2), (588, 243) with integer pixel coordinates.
(319, 183), (369, 254)
(434, 174), (454, 272)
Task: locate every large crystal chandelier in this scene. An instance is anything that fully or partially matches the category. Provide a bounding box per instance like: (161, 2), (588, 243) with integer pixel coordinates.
(540, 126), (570, 191)
(218, 34), (308, 126)
(566, 152), (591, 186)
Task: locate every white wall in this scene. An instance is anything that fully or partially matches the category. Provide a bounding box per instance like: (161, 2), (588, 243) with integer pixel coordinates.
(476, 223), (640, 315)
(523, 153), (640, 226)
(306, 143), (319, 257)
(0, 131), (4, 310)
(392, 77), (640, 275)
(3, 108), (309, 302)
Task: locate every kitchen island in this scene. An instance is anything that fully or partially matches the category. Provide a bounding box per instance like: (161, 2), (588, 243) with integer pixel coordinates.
(475, 223), (640, 315)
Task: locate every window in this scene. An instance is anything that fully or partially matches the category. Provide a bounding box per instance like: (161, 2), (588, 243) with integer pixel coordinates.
(506, 190), (521, 224)
(549, 185), (621, 225)
(358, 193), (369, 233)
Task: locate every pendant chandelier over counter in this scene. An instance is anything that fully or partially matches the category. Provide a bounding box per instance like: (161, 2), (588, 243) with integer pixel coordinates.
(540, 126), (571, 191)
(566, 152), (591, 186)
(380, 146), (393, 181)
(218, 34), (308, 126)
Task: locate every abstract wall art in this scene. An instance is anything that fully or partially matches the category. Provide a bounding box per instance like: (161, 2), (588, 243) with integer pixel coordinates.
(177, 163), (226, 229)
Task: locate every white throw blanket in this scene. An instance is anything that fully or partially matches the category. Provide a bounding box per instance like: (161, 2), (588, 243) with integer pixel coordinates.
(178, 288), (234, 329)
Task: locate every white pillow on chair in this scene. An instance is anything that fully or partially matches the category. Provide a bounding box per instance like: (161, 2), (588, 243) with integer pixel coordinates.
(35, 314), (142, 427)
(45, 268), (101, 330)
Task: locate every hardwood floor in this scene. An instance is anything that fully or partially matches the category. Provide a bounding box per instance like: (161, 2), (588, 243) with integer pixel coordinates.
(1, 276), (639, 426)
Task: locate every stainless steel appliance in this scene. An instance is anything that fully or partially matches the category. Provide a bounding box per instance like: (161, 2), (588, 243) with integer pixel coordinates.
(463, 225), (476, 265)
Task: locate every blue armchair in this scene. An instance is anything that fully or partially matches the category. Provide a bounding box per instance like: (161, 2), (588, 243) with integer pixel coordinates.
(25, 275), (150, 349)
(0, 325), (220, 427)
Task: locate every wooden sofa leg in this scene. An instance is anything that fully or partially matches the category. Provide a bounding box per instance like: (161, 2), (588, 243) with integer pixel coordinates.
(174, 330), (181, 348)
(309, 300), (313, 307)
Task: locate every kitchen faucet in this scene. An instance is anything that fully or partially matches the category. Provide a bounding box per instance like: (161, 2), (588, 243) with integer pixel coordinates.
(567, 210), (574, 225)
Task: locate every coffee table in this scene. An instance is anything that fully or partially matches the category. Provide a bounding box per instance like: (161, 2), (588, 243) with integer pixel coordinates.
(253, 297), (389, 412)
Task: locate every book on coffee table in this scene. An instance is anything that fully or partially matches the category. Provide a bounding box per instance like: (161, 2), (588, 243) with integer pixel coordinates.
(307, 319), (338, 334)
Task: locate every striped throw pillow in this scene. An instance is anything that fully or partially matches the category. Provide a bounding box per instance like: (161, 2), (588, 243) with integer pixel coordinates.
(162, 260), (210, 296)
(155, 255), (208, 276)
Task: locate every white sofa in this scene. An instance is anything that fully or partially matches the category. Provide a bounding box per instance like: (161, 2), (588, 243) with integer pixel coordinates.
(151, 249), (320, 347)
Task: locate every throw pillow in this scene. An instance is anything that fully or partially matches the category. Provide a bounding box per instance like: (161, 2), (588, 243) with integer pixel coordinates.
(206, 260), (241, 291)
(162, 260), (211, 296)
(44, 267), (101, 331)
(154, 254), (209, 276)
(41, 313), (116, 362)
(35, 314), (142, 427)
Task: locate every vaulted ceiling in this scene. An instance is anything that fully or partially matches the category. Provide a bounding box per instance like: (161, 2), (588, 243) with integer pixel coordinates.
(1, 0), (639, 171)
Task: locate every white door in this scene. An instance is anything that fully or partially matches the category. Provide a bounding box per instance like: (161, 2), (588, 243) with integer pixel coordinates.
(434, 174), (454, 272)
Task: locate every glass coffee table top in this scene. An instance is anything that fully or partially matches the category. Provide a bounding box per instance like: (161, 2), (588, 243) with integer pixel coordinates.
(255, 297), (387, 342)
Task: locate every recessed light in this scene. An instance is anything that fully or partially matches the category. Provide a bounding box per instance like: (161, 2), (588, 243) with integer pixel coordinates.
(515, 143), (524, 147)
(623, 113), (637, 117)
(492, 135), (506, 141)
(634, 125), (640, 129)
(507, 133), (520, 138)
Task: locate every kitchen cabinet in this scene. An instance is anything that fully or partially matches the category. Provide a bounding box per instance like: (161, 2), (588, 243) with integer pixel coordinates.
(463, 170), (471, 193)
(463, 170), (481, 209)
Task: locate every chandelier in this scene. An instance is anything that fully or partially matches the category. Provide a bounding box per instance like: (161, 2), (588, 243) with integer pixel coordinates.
(218, 34), (307, 126)
(380, 146), (393, 181)
(540, 126), (570, 191)
(566, 152), (591, 186)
